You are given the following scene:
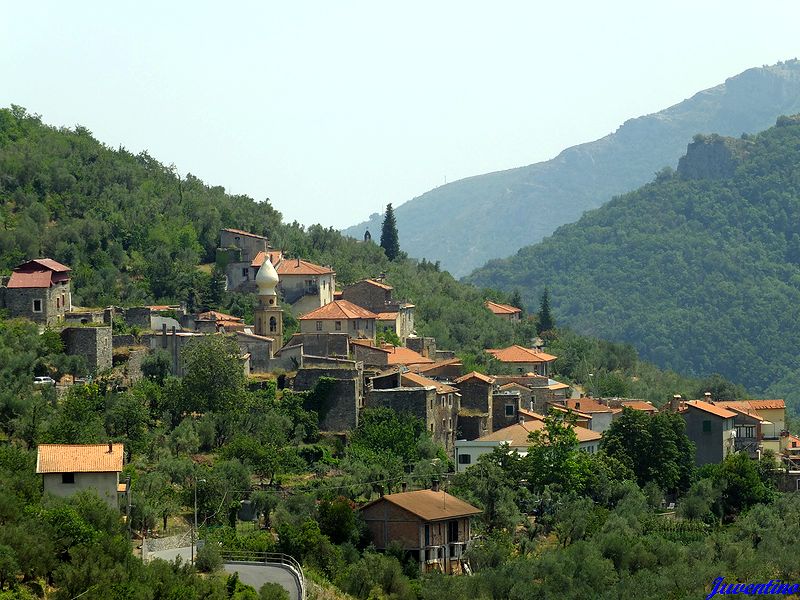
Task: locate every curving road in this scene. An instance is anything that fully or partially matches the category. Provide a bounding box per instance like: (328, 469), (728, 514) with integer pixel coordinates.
(147, 547), (301, 600)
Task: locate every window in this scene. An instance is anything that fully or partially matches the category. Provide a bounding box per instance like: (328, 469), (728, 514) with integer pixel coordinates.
(702, 420), (711, 433)
(242, 267), (249, 279)
(448, 520), (459, 542)
(505, 404), (515, 417)
(315, 321), (322, 331)
(458, 454), (471, 465)
(736, 425), (755, 438)
(269, 316), (277, 333)
(32, 299), (42, 313)
(448, 418), (452, 430)
(448, 394), (453, 407)
(430, 398), (434, 409)
(430, 423), (434, 433)
(56, 297), (60, 309)
(335, 321), (342, 331)
(62, 473), (75, 484)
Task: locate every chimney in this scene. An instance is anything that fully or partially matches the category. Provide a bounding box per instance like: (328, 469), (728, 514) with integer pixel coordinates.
(431, 479), (440, 492)
(107, 441), (113, 453)
(378, 485), (384, 498)
(401, 481), (408, 493)
(297, 257), (301, 267)
(575, 401), (581, 410)
(704, 392), (712, 403)
(162, 323), (167, 348)
(671, 394), (682, 412)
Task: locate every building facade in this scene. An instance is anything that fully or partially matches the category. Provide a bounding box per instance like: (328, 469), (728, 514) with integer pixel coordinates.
(1, 258), (72, 325)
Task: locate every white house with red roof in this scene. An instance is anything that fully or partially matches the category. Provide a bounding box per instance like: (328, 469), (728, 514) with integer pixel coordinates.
(486, 345), (557, 376)
(298, 299), (377, 340)
(484, 300), (522, 322)
(1, 258), (71, 325)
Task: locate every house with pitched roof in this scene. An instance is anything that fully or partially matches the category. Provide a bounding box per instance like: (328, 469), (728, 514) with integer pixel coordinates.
(1, 258), (71, 325)
(341, 279), (415, 342)
(251, 252), (336, 314)
(36, 443), (126, 508)
(486, 345), (557, 376)
(359, 486), (481, 574)
(716, 399), (786, 443)
(454, 418), (602, 473)
(562, 398), (614, 433)
(218, 228), (270, 290)
(299, 300), (377, 340)
(680, 400), (737, 466)
(193, 310), (246, 333)
(484, 300), (521, 322)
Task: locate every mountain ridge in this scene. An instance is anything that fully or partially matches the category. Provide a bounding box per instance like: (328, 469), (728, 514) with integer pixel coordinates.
(468, 116), (800, 411)
(343, 60), (800, 277)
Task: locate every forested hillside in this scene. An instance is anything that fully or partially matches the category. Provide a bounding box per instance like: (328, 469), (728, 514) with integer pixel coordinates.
(469, 116), (800, 412)
(344, 60), (800, 276)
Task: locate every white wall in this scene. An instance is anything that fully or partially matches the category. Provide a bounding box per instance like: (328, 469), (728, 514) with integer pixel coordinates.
(43, 471), (119, 508)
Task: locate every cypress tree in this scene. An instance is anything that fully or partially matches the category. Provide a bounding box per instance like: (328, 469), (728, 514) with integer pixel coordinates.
(537, 287), (555, 334)
(380, 203), (400, 260)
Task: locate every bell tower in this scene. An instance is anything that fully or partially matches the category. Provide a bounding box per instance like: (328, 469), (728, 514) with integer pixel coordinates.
(254, 257), (283, 341)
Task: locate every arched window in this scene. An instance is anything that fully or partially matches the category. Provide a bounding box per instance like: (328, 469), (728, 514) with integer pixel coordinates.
(269, 316), (277, 333)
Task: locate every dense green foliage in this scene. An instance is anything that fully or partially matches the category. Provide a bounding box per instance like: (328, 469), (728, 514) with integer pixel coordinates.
(471, 116), (800, 413)
(345, 60), (800, 276)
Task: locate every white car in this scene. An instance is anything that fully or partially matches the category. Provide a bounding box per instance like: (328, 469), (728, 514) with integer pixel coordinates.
(33, 376), (56, 386)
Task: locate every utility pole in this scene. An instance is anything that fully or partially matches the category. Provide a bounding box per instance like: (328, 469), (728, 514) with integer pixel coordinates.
(191, 478), (206, 564)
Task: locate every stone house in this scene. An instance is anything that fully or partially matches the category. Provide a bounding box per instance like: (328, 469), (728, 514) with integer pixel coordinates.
(486, 345), (557, 377)
(218, 228), (270, 291)
(411, 358), (463, 379)
(36, 443), (127, 509)
(454, 418), (602, 473)
(365, 371), (460, 453)
(234, 331), (276, 373)
(193, 310), (246, 333)
(341, 279), (415, 342)
(484, 300), (521, 322)
(1, 258), (71, 325)
(350, 339), (391, 367)
(680, 400), (736, 466)
(493, 375), (570, 414)
(293, 362), (363, 432)
(359, 487), (481, 574)
(61, 326), (113, 374)
(492, 389), (523, 432)
(299, 300), (377, 340)
(384, 345), (433, 369)
(453, 372), (495, 440)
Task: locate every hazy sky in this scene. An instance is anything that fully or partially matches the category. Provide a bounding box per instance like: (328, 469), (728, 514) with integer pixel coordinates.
(2, 1), (799, 228)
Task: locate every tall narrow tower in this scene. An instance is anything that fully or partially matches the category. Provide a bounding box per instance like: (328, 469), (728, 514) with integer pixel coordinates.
(254, 257), (283, 341)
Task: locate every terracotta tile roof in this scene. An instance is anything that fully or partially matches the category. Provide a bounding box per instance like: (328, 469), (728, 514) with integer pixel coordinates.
(350, 339), (392, 353)
(411, 358), (463, 374)
(36, 444), (124, 473)
(487, 345), (557, 363)
(333, 291), (343, 299)
(251, 251), (268, 268)
(620, 400), (658, 413)
(548, 404), (592, 420)
(717, 399), (786, 411)
(477, 420), (601, 446)
(7, 270), (54, 288)
(401, 372), (458, 394)
(484, 300), (522, 315)
(148, 305), (177, 311)
(454, 371), (496, 385)
(276, 258), (334, 276)
(565, 398), (612, 413)
(222, 228), (268, 240)
(361, 278), (393, 290)
(196, 310), (243, 322)
(683, 400), (737, 419)
(363, 490), (481, 521)
(518, 408), (546, 421)
(384, 345), (434, 366)
(375, 312), (399, 321)
(17, 258), (71, 273)
(547, 381), (571, 391)
(299, 300), (377, 320)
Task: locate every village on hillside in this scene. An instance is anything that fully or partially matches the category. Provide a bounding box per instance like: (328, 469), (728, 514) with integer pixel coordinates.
(3, 226), (800, 587)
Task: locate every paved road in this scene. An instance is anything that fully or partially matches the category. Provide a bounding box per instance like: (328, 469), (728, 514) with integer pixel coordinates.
(146, 547), (300, 600)
(223, 562), (300, 600)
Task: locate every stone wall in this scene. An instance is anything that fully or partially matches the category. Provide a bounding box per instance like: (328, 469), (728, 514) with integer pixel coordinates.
(285, 333), (350, 358)
(3, 283), (68, 325)
(293, 366), (362, 432)
(123, 307), (152, 329)
(61, 326), (113, 373)
(406, 337), (436, 359)
(492, 391), (521, 431)
(341, 280), (391, 313)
